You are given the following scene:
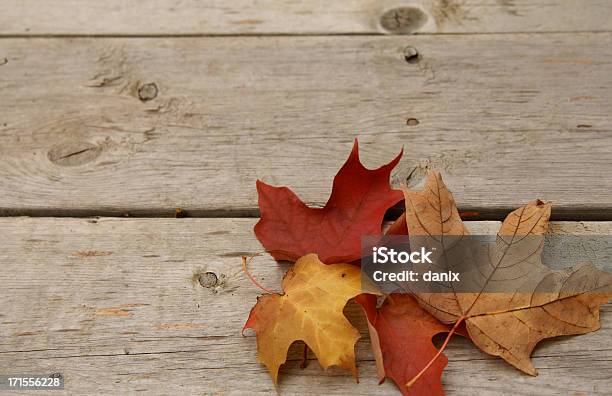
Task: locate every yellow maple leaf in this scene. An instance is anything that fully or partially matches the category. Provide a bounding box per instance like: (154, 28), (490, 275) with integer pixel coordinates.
(243, 253), (366, 383)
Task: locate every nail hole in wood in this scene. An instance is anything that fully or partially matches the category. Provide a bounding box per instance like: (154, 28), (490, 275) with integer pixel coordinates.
(406, 118), (420, 126)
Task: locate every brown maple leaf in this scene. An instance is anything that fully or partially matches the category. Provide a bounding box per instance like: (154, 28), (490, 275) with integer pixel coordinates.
(402, 171), (612, 386)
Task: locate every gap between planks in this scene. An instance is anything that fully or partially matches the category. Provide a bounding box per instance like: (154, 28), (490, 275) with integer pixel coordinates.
(1, 207), (612, 221)
(3, 30), (612, 39)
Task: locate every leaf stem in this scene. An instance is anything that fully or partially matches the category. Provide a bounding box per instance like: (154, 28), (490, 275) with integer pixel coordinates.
(242, 255), (275, 294)
(405, 315), (466, 389)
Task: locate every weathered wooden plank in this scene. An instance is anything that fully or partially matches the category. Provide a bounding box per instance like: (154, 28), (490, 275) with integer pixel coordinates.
(2, 1), (612, 36)
(1, 35), (611, 218)
(0, 218), (610, 394)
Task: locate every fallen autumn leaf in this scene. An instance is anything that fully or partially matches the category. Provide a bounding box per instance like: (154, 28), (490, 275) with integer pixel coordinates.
(254, 139), (403, 263)
(402, 171), (612, 386)
(243, 253), (373, 383)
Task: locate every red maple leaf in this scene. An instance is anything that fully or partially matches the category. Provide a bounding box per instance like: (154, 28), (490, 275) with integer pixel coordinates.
(357, 294), (466, 396)
(254, 139), (403, 263)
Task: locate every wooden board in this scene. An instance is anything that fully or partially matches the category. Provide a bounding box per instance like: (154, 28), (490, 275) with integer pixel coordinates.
(1, 35), (611, 218)
(2, 1), (612, 36)
(0, 218), (610, 394)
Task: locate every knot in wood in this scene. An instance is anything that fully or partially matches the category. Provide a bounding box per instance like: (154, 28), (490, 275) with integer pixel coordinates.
(48, 142), (101, 166)
(138, 82), (158, 102)
(199, 272), (218, 288)
(380, 6), (428, 34)
(403, 46), (420, 63)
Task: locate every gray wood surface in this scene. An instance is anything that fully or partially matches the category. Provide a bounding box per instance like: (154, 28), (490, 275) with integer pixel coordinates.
(1, 35), (611, 218)
(2, 2), (610, 395)
(0, 218), (610, 395)
(2, 1), (612, 36)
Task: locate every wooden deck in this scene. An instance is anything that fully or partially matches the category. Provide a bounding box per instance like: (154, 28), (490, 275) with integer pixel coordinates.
(0, 1), (610, 395)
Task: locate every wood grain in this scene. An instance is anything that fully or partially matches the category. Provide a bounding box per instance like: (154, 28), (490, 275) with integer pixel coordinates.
(2, 1), (612, 36)
(1, 35), (611, 218)
(0, 218), (610, 394)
